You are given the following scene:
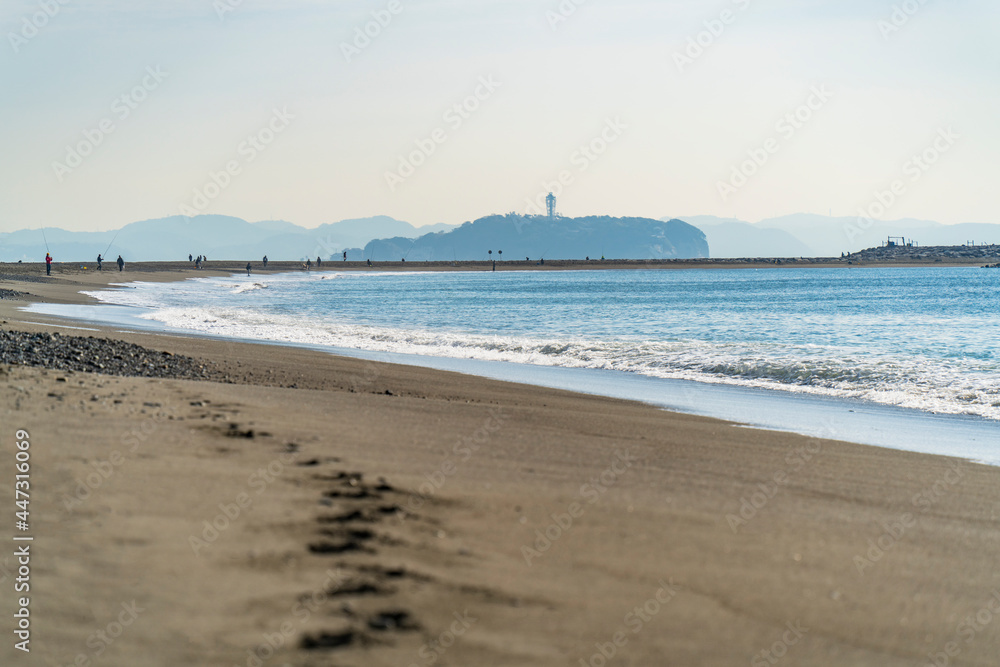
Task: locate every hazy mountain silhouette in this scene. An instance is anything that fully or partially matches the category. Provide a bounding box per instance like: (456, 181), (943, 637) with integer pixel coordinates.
(6, 212), (995, 263)
(0, 215), (450, 262)
(364, 214), (709, 261)
(675, 216), (812, 258)
(679, 214), (1000, 257)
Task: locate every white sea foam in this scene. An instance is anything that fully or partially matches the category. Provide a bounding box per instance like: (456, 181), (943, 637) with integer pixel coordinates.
(231, 282), (268, 294)
(126, 304), (1000, 421)
(79, 270), (1000, 422)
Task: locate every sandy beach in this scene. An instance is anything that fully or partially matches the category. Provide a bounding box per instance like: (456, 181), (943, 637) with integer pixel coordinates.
(2, 265), (1000, 666)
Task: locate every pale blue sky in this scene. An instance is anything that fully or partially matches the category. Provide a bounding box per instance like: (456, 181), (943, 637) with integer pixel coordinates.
(1, 0), (997, 231)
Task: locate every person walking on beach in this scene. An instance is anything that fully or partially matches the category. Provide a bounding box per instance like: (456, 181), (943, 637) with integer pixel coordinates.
(45, 252), (52, 275)
(262, 255), (268, 268)
(97, 254), (103, 271)
(188, 254), (193, 262)
(117, 255), (124, 272)
(317, 256), (322, 268)
(305, 259), (312, 271)
(246, 262), (252, 277)
(343, 251), (347, 262)
(195, 256), (202, 270)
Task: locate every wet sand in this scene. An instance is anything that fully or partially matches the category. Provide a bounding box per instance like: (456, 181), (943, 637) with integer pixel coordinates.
(1, 266), (999, 666)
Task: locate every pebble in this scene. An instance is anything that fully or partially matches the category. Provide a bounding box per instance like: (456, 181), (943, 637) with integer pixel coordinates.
(0, 329), (216, 380)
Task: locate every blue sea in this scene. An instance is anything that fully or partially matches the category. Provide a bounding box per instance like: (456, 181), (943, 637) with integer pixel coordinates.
(26, 267), (1000, 461)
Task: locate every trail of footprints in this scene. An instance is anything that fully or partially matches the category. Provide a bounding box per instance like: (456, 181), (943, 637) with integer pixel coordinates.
(299, 461), (429, 652)
(177, 394), (494, 656)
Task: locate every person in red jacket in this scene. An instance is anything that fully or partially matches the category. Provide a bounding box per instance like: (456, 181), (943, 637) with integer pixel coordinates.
(45, 252), (52, 276)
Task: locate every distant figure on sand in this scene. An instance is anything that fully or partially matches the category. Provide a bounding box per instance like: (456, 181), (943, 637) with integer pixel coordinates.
(97, 254), (103, 271)
(246, 262), (252, 277)
(117, 255), (124, 272)
(317, 256), (322, 268)
(262, 255), (268, 268)
(188, 254), (193, 262)
(343, 251), (347, 262)
(195, 256), (202, 270)
(366, 258), (372, 267)
(305, 259), (312, 271)
(45, 252), (52, 276)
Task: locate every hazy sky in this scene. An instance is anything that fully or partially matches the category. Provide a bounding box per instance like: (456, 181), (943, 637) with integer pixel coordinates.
(2, 0), (997, 232)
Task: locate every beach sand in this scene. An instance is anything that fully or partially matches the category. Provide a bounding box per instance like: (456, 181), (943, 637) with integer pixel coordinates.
(2, 265), (999, 666)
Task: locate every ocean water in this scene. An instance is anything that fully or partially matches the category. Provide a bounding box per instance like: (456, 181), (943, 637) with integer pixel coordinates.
(71, 267), (999, 422)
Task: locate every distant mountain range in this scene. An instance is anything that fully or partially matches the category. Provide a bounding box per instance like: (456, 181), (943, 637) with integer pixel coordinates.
(364, 214), (708, 261)
(2, 212), (995, 262)
(0, 215), (454, 263)
(678, 214), (1000, 258)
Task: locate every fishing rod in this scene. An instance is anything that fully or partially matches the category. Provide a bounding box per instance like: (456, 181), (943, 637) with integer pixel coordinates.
(41, 228), (49, 253)
(102, 228), (121, 257)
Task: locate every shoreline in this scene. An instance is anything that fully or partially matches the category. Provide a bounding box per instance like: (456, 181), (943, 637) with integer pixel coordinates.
(18, 266), (1000, 464)
(22, 296), (1000, 467)
(3, 268), (1000, 665)
(1, 254), (993, 279)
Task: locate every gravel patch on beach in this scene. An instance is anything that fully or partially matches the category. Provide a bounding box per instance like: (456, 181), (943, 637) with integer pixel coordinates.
(0, 329), (216, 379)
(0, 289), (26, 300)
(0, 272), (49, 282)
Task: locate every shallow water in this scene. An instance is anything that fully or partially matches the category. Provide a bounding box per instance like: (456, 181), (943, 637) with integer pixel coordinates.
(24, 267), (1000, 463)
(68, 267), (1000, 421)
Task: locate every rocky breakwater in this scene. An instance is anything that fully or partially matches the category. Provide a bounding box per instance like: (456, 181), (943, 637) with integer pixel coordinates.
(849, 244), (1000, 263)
